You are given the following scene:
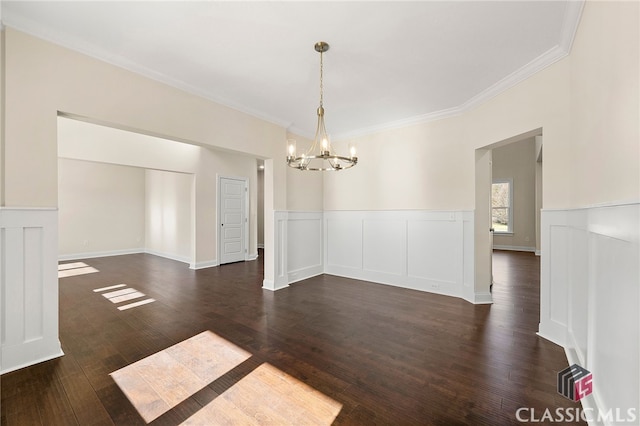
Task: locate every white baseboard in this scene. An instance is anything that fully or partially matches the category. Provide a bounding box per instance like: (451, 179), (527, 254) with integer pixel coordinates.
(465, 291), (493, 304)
(144, 249), (191, 265)
(1, 348), (65, 375)
(288, 265), (323, 285)
(190, 259), (219, 270)
(493, 245), (536, 252)
(257, 243), (265, 249)
(247, 252), (259, 261)
(59, 248), (144, 261)
(262, 279), (289, 291)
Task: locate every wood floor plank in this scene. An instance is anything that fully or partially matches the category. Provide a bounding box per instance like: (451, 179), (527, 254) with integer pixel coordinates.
(1, 250), (584, 424)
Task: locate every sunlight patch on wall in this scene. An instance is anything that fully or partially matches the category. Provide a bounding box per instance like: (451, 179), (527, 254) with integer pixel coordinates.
(58, 261), (99, 278)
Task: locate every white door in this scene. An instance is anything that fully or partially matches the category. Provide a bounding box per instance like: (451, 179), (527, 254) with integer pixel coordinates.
(219, 177), (247, 264)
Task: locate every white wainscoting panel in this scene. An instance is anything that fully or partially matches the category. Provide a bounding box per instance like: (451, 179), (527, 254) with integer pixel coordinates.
(1, 208), (63, 374)
(363, 219), (405, 277)
(540, 203), (639, 424)
(407, 217), (461, 296)
(462, 212), (476, 302)
(324, 211), (474, 299)
(287, 212), (323, 283)
(326, 213), (363, 271)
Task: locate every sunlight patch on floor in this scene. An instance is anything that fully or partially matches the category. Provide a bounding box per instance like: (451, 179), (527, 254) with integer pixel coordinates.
(94, 285), (155, 311)
(58, 261), (99, 278)
(117, 298), (156, 310)
(110, 331), (342, 425)
(110, 331), (252, 423)
(181, 363), (343, 425)
(93, 284), (127, 292)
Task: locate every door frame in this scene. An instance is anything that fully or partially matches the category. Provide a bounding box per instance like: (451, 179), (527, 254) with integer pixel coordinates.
(217, 175), (249, 265)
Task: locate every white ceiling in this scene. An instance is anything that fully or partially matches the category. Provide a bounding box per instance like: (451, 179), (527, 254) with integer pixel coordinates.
(2, 1), (583, 139)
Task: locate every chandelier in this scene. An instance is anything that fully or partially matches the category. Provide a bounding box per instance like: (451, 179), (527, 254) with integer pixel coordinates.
(287, 42), (357, 171)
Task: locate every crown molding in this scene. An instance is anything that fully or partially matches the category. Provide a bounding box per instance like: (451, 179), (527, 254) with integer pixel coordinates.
(2, 17), (292, 130)
(332, 0), (585, 141)
(559, 0), (586, 53)
(333, 37), (577, 140)
(4, 0), (584, 141)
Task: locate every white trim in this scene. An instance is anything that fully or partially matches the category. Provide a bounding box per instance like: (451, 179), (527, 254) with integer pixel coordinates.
(559, 0), (585, 54)
(541, 199), (640, 212)
(247, 252), (259, 261)
(493, 245), (536, 253)
(323, 210), (478, 301)
(468, 292), (493, 305)
(1, 208), (63, 374)
(189, 259), (218, 270)
(539, 202), (639, 424)
(257, 243), (265, 249)
(262, 279), (289, 291)
(58, 248), (145, 261)
(144, 249), (190, 265)
(0, 349), (65, 375)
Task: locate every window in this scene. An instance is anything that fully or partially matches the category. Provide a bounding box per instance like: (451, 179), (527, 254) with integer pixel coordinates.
(492, 179), (513, 233)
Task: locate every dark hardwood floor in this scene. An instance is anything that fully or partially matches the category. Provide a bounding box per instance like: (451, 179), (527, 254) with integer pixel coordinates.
(1, 250), (584, 425)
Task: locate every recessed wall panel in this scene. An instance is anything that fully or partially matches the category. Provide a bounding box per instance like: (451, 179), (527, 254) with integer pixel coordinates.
(326, 218), (362, 270)
(407, 220), (458, 284)
(288, 218), (322, 273)
(24, 227), (44, 341)
(362, 220), (405, 276)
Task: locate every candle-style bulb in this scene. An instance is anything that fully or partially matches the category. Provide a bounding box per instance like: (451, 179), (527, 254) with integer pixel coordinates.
(350, 146), (357, 158)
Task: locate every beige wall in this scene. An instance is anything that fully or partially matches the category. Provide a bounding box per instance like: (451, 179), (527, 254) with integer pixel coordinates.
(257, 168), (264, 247)
(145, 169), (193, 261)
(569, 1), (639, 206)
(58, 116), (260, 264)
(492, 138), (536, 249)
(204, 147), (259, 256)
(286, 132), (324, 211)
(58, 158), (145, 256)
(2, 27), (286, 209)
(324, 56), (569, 210)
(2, 28), (287, 280)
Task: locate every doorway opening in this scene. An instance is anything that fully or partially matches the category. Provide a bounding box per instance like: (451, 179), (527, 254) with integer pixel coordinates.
(474, 128), (542, 302)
